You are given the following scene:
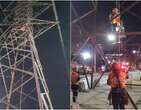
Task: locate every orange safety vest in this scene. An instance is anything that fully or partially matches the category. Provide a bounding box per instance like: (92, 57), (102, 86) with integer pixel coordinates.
(71, 71), (80, 85)
(107, 71), (126, 88)
(111, 13), (121, 26)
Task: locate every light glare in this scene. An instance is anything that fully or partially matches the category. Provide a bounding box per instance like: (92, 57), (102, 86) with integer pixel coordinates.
(107, 33), (116, 41)
(81, 51), (91, 60)
(132, 50), (136, 54)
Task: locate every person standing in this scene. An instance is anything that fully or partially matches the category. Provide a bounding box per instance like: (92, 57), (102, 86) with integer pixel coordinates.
(71, 67), (80, 104)
(107, 63), (128, 109)
(109, 8), (121, 32)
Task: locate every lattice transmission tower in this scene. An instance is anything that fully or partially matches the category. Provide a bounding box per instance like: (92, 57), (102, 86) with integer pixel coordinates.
(0, 1), (60, 109)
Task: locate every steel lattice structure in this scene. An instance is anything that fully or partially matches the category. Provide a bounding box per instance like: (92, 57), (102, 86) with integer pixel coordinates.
(0, 1), (61, 109)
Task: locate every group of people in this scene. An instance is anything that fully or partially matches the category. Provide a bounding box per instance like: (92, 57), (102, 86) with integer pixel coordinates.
(71, 62), (129, 110)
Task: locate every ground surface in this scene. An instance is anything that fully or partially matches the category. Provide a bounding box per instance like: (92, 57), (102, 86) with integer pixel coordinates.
(77, 83), (141, 109)
(71, 71), (141, 109)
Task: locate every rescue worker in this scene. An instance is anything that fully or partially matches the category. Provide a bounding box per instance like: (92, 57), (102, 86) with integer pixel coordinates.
(109, 8), (121, 32)
(111, 8), (121, 26)
(71, 67), (80, 104)
(107, 63), (128, 109)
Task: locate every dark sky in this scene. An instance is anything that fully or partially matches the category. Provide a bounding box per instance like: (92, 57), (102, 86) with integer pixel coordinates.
(71, 1), (141, 67)
(71, 0), (141, 61)
(71, 1), (141, 46)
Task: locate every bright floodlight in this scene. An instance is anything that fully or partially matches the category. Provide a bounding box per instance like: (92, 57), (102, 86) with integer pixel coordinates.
(107, 33), (116, 41)
(132, 50), (136, 54)
(108, 60), (111, 64)
(115, 26), (120, 32)
(105, 56), (108, 59)
(81, 51), (91, 60)
(126, 62), (129, 65)
(101, 65), (105, 71)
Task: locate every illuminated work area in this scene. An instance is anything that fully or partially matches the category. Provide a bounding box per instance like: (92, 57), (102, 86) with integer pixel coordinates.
(71, 1), (141, 109)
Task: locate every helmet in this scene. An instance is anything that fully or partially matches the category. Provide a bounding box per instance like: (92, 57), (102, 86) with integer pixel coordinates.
(112, 8), (119, 14)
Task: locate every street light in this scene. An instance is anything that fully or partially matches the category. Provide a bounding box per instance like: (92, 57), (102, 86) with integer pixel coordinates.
(115, 26), (120, 32)
(108, 60), (111, 64)
(81, 51), (91, 60)
(101, 65), (106, 71)
(132, 50), (137, 54)
(107, 33), (116, 42)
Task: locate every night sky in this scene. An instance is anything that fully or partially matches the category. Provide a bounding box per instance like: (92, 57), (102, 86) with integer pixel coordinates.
(71, 1), (141, 46)
(71, 0), (141, 61)
(71, 1), (141, 68)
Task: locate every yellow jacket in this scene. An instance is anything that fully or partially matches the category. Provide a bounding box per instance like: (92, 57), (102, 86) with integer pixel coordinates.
(107, 71), (126, 88)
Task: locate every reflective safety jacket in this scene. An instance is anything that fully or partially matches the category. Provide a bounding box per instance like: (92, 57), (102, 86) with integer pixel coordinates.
(110, 8), (121, 26)
(107, 71), (126, 88)
(111, 14), (121, 26)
